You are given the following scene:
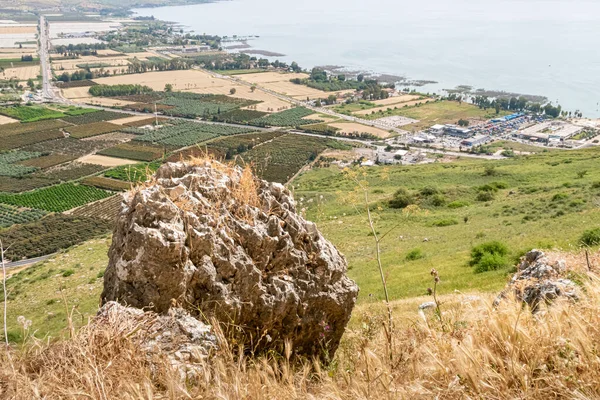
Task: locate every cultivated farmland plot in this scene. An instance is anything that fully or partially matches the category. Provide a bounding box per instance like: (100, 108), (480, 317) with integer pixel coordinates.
(251, 107), (323, 127)
(65, 122), (120, 139)
(61, 110), (127, 125)
(97, 142), (166, 162)
(0, 183), (112, 212)
(0, 151), (42, 177)
(0, 120), (69, 137)
(0, 106), (65, 123)
(0, 129), (65, 151)
(125, 121), (255, 147)
(0, 203), (46, 229)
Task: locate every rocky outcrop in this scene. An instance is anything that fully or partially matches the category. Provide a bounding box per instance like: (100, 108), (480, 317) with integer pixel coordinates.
(96, 301), (216, 380)
(495, 250), (578, 312)
(102, 160), (358, 357)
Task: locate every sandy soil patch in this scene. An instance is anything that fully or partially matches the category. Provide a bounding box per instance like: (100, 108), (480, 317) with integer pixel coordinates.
(0, 47), (34, 54)
(93, 69), (231, 91)
(236, 72), (309, 84)
(78, 154), (137, 167)
(0, 115), (18, 125)
(329, 122), (391, 138)
(303, 113), (339, 123)
(61, 87), (92, 99)
(49, 22), (121, 39)
(0, 25), (36, 34)
(0, 65), (40, 80)
(371, 95), (422, 106)
(110, 115), (154, 125)
(354, 99), (430, 116)
(83, 97), (138, 107)
(188, 84), (292, 113)
(95, 49), (125, 56)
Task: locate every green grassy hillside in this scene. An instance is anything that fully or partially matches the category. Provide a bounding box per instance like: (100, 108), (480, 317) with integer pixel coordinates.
(294, 147), (600, 302)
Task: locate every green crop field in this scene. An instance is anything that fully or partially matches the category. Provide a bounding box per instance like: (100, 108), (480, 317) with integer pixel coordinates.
(240, 134), (349, 183)
(0, 214), (112, 262)
(0, 151), (42, 177)
(251, 107), (322, 127)
(65, 122), (120, 139)
(61, 110), (126, 125)
(0, 106), (65, 123)
(0, 120), (69, 138)
(0, 203), (46, 229)
(0, 129), (65, 151)
(0, 183), (111, 212)
(97, 142), (166, 162)
(104, 162), (161, 182)
(159, 93), (258, 118)
(293, 147), (600, 304)
(128, 121), (255, 147)
(82, 176), (131, 191)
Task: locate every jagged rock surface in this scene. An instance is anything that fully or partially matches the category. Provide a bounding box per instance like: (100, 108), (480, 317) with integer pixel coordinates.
(96, 301), (216, 379)
(495, 250), (578, 311)
(102, 160), (358, 357)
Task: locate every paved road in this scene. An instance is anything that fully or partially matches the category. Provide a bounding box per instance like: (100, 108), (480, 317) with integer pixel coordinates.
(3, 254), (55, 270)
(38, 16), (55, 101)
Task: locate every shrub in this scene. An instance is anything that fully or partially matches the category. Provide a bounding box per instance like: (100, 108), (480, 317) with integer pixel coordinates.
(470, 241), (510, 273)
(591, 182), (600, 189)
(432, 218), (458, 227)
(420, 186), (439, 196)
(447, 200), (470, 209)
(476, 191), (494, 202)
(552, 193), (569, 202)
(490, 181), (509, 190)
(389, 188), (414, 209)
(405, 248), (424, 261)
(62, 269), (74, 277)
(580, 228), (600, 247)
(483, 165), (497, 176)
(429, 194), (446, 207)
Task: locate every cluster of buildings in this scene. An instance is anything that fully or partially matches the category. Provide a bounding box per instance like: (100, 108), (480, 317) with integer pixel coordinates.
(427, 123), (490, 147)
(516, 121), (585, 143)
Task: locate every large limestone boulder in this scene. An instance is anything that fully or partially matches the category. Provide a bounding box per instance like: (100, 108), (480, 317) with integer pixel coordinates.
(102, 160), (358, 357)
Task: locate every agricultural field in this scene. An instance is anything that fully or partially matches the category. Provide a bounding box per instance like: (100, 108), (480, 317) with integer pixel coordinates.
(240, 134), (350, 183)
(0, 115), (18, 125)
(0, 105), (64, 123)
(212, 109), (267, 123)
(0, 120), (69, 137)
(64, 122), (120, 139)
(0, 176), (58, 193)
(42, 162), (106, 182)
(251, 107), (322, 127)
(361, 100), (506, 130)
(0, 129), (65, 151)
(82, 176), (131, 191)
(103, 162), (161, 182)
(0, 183), (111, 212)
(77, 154), (139, 167)
(22, 138), (116, 157)
(159, 93), (258, 118)
(293, 146), (600, 302)
(18, 153), (76, 169)
(61, 110), (127, 125)
(127, 121), (255, 147)
(328, 122), (392, 138)
(0, 203), (46, 229)
(97, 142), (167, 162)
(55, 80), (97, 88)
(0, 214), (112, 261)
(199, 131), (285, 159)
(0, 151), (41, 177)
(69, 194), (123, 221)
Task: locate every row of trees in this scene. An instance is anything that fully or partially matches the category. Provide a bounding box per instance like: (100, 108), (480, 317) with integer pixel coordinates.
(464, 94), (565, 118)
(89, 84), (153, 97)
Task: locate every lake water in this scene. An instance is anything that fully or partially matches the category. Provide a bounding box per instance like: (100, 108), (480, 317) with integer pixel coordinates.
(134, 0), (600, 117)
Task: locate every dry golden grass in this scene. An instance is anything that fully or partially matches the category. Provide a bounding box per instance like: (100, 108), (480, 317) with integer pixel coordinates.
(0, 65), (40, 81)
(3, 268), (600, 399)
(329, 122), (392, 138)
(0, 25), (36, 34)
(353, 99), (431, 116)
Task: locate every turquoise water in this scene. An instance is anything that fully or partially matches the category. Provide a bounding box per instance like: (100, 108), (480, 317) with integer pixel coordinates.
(134, 0), (600, 117)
